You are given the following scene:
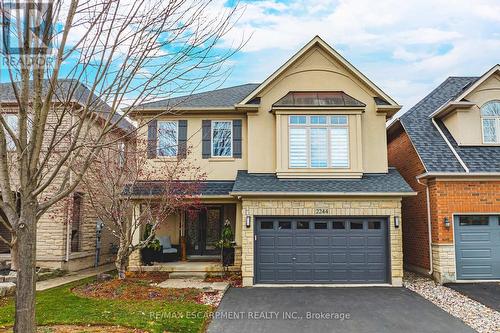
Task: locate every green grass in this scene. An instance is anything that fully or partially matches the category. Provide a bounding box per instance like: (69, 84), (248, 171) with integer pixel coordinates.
(0, 279), (212, 333)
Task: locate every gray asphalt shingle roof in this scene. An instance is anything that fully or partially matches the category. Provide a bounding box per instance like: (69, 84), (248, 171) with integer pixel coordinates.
(0, 80), (135, 133)
(232, 169), (414, 194)
(124, 180), (235, 196)
(135, 83), (260, 109)
(399, 76), (500, 173)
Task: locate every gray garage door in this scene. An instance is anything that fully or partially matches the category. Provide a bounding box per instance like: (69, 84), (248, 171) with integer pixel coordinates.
(255, 217), (389, 284)
(454, 215), (500, 280)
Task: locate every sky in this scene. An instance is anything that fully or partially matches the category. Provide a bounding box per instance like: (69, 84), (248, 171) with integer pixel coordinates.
(217, 0), (500, 114)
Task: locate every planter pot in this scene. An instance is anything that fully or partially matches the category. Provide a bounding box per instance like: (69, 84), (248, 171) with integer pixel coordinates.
(141, 248), (161, 265)
(222, 247), (235, 267)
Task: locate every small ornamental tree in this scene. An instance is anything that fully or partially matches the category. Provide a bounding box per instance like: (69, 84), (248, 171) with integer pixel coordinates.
(82, 139), (205, 279)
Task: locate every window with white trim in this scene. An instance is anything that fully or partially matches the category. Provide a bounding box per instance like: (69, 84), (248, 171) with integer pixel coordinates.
(289, 115), (349, 168)
(157, 120), (178, 157)
(481, 100), (500, 143)
(3, 114), (18, 151)
(212, 120), (232, 157)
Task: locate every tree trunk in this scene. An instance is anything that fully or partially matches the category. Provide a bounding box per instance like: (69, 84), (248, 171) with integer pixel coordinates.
(10, 233), (18, 271)
(14, 201), (37, 333)
(115, 238), (128, 279)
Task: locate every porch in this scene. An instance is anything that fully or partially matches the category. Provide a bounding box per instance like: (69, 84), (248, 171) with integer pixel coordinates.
(128, 201), (242, 273)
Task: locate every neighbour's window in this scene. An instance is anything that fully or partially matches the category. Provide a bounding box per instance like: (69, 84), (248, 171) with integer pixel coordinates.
(4, 114), (18, 151)
(157, 121), (178, 157)
(71, 193), (83, 252)
(481, 101), (500, 143)
(118, 141), (126, 167)
(289, 115), (349, 169)
(212, 120), (232, 157)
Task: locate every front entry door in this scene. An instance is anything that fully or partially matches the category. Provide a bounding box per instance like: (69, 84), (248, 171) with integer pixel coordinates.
(186, 207), (223, 256)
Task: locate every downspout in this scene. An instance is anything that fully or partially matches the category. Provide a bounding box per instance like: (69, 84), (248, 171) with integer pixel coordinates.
(417, 177), (433, 277)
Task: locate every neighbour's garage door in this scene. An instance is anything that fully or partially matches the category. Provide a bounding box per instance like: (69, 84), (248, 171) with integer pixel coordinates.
(255, 217), (389, 284)
(454, 215), (500, 280)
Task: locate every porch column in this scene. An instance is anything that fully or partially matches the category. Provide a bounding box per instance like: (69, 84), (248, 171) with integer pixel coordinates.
(234, 201), (243, 267)
(180, 211), (187, 261)
(128, 203), (142, 267)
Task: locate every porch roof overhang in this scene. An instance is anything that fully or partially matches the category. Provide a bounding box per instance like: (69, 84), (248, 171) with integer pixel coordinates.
(123, 180), (235, 198)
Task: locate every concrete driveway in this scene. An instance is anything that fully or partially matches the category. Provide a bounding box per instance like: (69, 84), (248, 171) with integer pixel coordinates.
(447, 283), (500, 311)
(207, 287), (475, 333)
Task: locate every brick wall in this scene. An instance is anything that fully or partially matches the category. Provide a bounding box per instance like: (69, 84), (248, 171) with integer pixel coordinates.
(387, 129), (430, 270)
(240, 198), (403, 286)
(429, 180), (500, 244)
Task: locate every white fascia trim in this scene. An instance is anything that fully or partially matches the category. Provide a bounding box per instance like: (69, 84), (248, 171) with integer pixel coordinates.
(428, 101), (475, 119)
(230, 191), (416, 197)
(431, 118), (469, 173)
(417, 172), (500, 179)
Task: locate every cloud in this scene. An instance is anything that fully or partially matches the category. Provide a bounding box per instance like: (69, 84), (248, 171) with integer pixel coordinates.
(218, 0), (500, 114)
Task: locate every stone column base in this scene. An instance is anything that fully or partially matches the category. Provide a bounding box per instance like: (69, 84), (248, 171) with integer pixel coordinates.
(432, 243), (456, 284)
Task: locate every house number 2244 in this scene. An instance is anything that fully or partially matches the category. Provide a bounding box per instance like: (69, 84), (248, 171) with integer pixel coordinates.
(315, 208), (330, 215)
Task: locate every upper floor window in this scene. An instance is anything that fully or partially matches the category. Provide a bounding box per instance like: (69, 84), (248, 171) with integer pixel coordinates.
(481, 101), (500, 144)
(158, 120), (178, 157)
(118, 141), (126, 167)
(3, 114), (18, 151)
(289, 115), (349, 169)
(212, 120), (232, 157)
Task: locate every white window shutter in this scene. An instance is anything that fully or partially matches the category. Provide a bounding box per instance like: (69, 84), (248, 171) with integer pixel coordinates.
(289, 128), (308, 168)
(330, 127), (349, 168)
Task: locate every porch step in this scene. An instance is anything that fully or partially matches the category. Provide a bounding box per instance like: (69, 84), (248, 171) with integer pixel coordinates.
(169, 271), (207, 279)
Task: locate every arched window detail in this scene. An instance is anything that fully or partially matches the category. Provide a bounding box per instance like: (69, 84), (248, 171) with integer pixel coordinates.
(480, 100), (500, 143)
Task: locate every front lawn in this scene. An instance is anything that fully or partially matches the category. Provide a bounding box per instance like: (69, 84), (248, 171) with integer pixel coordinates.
(0, 275), (214, 333)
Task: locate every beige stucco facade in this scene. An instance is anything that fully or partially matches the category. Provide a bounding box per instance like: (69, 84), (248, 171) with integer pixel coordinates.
(129, 36), (410, 286)
(441, 70), (500, 146)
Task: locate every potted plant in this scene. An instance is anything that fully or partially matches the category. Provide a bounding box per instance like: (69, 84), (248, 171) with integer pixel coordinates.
(140, 224), (162, 265)
(216, 219), (235, 267)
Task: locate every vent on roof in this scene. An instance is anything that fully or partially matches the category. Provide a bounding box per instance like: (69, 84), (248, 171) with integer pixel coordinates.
(273, 91), (366, 107)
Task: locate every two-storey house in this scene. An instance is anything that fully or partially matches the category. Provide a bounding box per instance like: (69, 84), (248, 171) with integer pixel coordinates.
(387, 65), (500, 283)
(129, 36), (415, 286)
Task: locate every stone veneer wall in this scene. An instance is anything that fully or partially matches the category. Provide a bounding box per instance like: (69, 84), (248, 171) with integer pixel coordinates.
(240, 198), (403, 287)
(432, 244), (456, 283)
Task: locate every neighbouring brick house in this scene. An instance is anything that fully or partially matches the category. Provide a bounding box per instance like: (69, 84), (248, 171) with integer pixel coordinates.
(127, 36), (415, 287)
(0, 80), (135, 271)
(387, 65), (500, 283)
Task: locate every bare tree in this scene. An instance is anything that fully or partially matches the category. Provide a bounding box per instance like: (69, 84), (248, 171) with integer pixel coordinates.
(82, 139), (205, 279)
(0, 0), (243, 331)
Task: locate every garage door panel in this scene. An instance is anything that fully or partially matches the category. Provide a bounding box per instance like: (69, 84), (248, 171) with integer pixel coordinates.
(454, 215), (500, 280)
(256, 217), (388, 284)
(276, 236), (293, 246)
(258, 253), (275, 263)
(259, 236), (275, 247)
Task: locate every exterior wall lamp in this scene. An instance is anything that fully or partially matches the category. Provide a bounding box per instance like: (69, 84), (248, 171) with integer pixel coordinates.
(246, 216), (251, 228)
(444, 217), (450, 228)
(394, 216), (400, 228)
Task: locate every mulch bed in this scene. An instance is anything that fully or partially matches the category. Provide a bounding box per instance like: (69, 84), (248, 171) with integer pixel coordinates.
(205, 273), (242, 288)
(0, 325), (147, 333)
(73, 277), (202, 302)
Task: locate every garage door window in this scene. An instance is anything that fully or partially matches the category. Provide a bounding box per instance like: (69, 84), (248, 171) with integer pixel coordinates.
(260, 221), (274, 229)
(459, 216), (489, 226)
(278, 221), (291, 229)
(350, 221), (363, 229)
(297, 221), (310, 229)
(314, 222), (328, 229)
(368, 221), (381, 229)
(333, 221), (346, 229)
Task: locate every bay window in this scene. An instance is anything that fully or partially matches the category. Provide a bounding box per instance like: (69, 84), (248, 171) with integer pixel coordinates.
(289, 115), (349, 168)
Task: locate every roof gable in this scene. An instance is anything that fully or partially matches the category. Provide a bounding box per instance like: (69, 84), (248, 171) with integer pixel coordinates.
(240, 36), (400, 107)
(453, 64), (500, 102)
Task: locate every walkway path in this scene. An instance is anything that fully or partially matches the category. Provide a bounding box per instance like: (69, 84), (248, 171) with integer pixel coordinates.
(36, 263), (115, 291)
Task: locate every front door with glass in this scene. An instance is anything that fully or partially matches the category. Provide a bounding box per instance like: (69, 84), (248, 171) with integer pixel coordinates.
(186, 207), (222, 256)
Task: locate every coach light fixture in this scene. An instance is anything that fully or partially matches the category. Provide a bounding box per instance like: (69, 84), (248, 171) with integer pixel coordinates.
(246, 216), (251, 228)
(394, 216), (400, 228)
(444, 217), (450, 228)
